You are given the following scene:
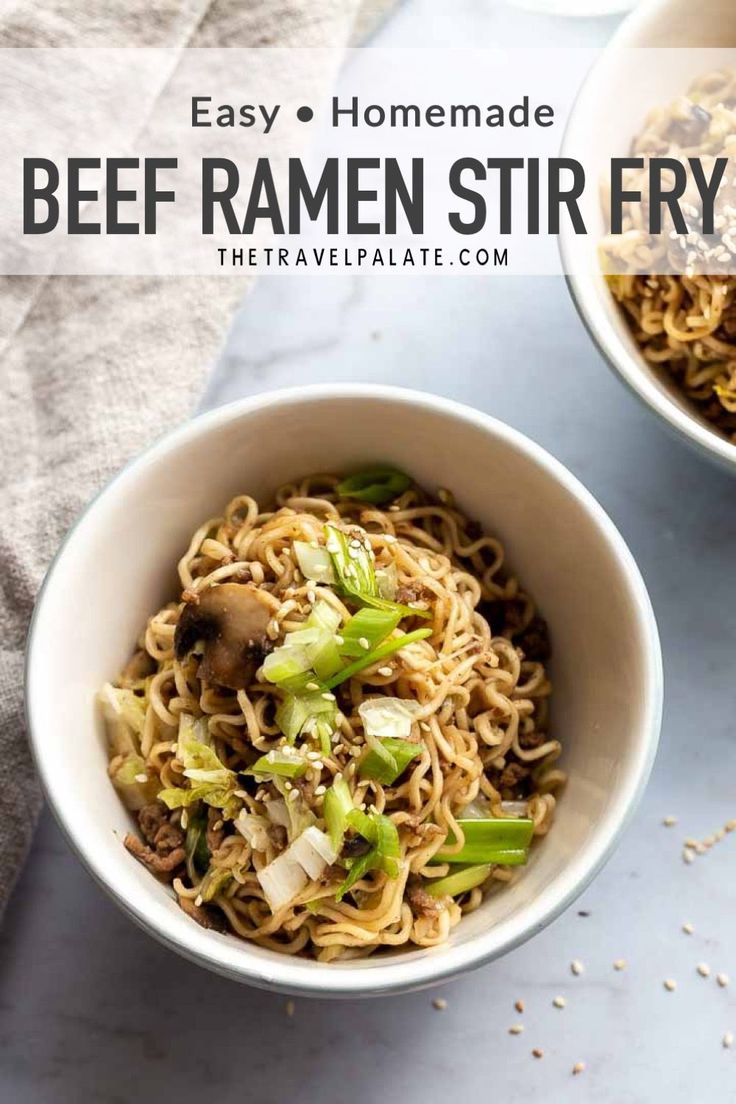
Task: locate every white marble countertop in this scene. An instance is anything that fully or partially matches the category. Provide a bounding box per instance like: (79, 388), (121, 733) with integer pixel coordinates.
(3, 4), (736, 1102)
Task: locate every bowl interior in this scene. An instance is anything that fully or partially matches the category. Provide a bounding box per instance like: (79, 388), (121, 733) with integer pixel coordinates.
(563, 0), (736, 470)
(27, 388), (660, 995)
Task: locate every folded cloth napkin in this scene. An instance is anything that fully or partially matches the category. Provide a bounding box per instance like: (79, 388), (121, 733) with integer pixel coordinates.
(0, 0), (395, 918)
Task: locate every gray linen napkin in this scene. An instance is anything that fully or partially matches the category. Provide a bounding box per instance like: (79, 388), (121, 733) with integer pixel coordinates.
(0, 0), (394, 917)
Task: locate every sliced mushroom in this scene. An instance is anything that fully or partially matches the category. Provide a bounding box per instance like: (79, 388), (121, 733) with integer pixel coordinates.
(174, 582), (273, 690)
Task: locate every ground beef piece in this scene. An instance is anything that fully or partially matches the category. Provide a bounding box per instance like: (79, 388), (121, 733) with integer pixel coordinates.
(138, 802), (170, 846)
(395, 581), (434, 606)
(178, 895), (228, 933)
(124, 833), (186, 880)
(517, 615), (551, 662)
(497, 761), (530, 797)
(407, 878), (445, 916)
(153, 822), (185, 856)
(518, 729), (547, 751)
(206, 807), (225, 853)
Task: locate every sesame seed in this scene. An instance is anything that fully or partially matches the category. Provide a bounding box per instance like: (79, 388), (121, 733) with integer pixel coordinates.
(314, 785), (326, 797)
(682, 922), (694, 935)
(532, 1048), (544, 1059)
(515, 999), (525, 1014)
(432, 998), (447, 1011)
(697, 963), (711, 978)
(571, 960), (584, 976)
(664, 978), (677, 992)
(180, 809), (188, 830)
(359, 637), (370, 650)
(724, 1032), (734, 1049)
(194, 895), (203, 907)
(306, 751), (320, 761)
(683, 848), (695, 864)
(306, 682), (319, 692)
(509, 1024), (524, 1035)
(662, 815), (678, 826)
(553, 996), (566, 1009)
(288, 789), (300, 802)
(285, 1000), (295, 1018)
(717, 973), (729, 988)
(613, 959), (627, 971)
(377, 666), (393, 677)
(572, 1062), (586, 1076)
(134, 773), (148, 784)
(334, 635), (344, 645)
(321, 692), (335, 701)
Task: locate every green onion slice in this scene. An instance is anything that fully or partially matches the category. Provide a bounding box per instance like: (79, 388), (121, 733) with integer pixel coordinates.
(185, 811), (210, 883)
(325, 627), (432, 689)
(339, 608), (401, 657)
(358, 737), (422, 785)
(335, 809), (401, 901)
(337, 468), (411, 505)
(325, 524), (430, 621)
(323, 778), (354, 853)
(424, 864), (492, 898)
(245, 751), (307, 779)
(431, 817), (534, 865)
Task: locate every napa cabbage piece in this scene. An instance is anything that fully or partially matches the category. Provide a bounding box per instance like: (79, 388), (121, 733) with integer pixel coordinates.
(257, 826), (338, 912)
(158, 715), (241, 819)
(100, 683), (160, 809)
(198, 865), (233, 902)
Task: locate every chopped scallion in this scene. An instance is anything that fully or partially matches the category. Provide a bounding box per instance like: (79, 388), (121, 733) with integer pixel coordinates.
(424, 864), (492, 898)
(323, 777), (354, 852)
(245, 751), (307, 779)
(358, 737), (422, 785)
(339, 608), (401, 657)
(337, 467), (411, 505)
(325, 627), (432, 689)
(335, 809), (401, 901)
(432, 817), (534, 865)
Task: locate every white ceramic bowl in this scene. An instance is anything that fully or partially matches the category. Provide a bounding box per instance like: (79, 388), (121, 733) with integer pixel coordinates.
(26, 385), (662, 997)
(563, 0), (736, 474)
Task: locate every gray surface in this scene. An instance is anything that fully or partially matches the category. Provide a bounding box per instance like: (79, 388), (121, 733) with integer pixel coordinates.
(3, 4), (736, 1103)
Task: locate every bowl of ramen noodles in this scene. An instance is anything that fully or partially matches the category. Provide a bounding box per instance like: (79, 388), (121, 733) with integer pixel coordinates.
(26, 385), (661, 996)
(562, 0), (736, 473)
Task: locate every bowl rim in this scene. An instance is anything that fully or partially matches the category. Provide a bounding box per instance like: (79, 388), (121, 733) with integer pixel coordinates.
(25, 383), (663, 997)
(561, 0), (736, 476)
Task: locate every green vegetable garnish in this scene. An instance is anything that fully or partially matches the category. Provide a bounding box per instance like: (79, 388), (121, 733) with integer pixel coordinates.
(158, 730), (240, 819)
(431, 818), (534, 865)
(275, 691), (337, 747)
(325, 627), (432, 689)
(424, 864), (492, 898)
(337, 467), (411, 505)
(325, 524), (430, 621)
(339, 608), (401, 657)
(245, 750), (308, 779)
(185, 811), (211, 882)
(323, 777), (354, 852)
(358, 737), (422, 785)
(198, 864), (233, 902)
(335, 809), (401, 901)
